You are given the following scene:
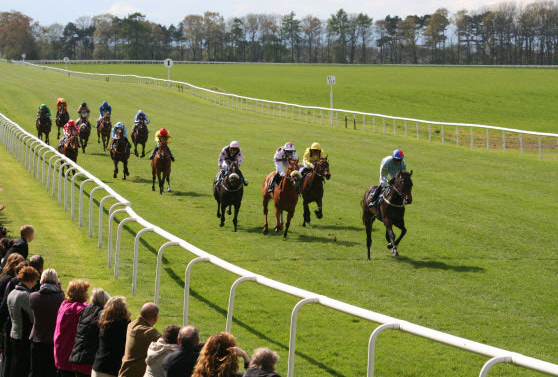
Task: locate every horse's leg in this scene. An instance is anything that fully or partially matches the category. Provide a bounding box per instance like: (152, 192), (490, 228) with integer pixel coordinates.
(233, 201), (240, 232)
(274, 207), (281, 233)
(284, 210), (294, 238)
(158, 170), (163, 194)
(122, 160), (128, 180)
(315, 197), (323, 219)
(216, 195), (221, 218)
(392, 219), (407, 255)
(166, 173), (171, 192)
(383, 219), (398, 257)
(113, 160), (118, 179)
(152, 169), (156, 191)
(262, 196), (270, 235)
(302, 199), (310, 227)
(141, 143), (145, 158)
(134, 140), (138, 157)
(97, 128), (100, 143)
(220, 201), (226, 227)
(227, 205), (232, 215)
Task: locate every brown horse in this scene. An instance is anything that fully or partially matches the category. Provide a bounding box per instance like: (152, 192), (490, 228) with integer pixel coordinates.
(262, 161), (302, 238)
(35, 107), (52, 145)
(76, 114), (91, 154)
(56, 104), (69, 139)
(213, 161), (243, 231)
(362, 171), (413, 259)
(110, 128), (130, 180)
(300, 159), (331, 227)
(132, 121), (149, 158)
(58, 133), (79, 176)
(151, 142), (172, 194)
(97, 113), (112, 151)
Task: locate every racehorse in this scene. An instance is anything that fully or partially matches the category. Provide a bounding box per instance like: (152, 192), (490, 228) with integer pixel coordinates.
(151, 141), (172, 194)
(262, 161), (302, 238)
(56, 104), (69, 139)
(35, 107), (52, 145)
(300, 158), (331, 227)
(132, 120), (149, 158)
(58, 132), (79, 175)
(361, 171), (413, 259)
(110, 127), (130, 180)
(213, 161), (243, 231)
(96, 112), (112, 151)
(76, 112), (91, 154)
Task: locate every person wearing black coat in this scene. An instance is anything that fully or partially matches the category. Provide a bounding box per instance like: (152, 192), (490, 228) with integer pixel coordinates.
(242, 348), (281, 377)
(29, 269), (65, 377)
(69, 288), (110, 376)
(162, 326), (203, 377)
(0, 225), (34, 269)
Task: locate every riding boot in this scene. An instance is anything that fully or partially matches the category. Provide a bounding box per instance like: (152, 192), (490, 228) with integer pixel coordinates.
(168, 147), (175, 162)
(149, 146), (159, 160)
(126, 138), (132, 149)
(368, 187), (382, 208)
(238, 170), (248, 186)
(268, 173), (280, 193)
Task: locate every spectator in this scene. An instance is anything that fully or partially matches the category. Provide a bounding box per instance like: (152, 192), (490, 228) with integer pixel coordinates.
(70, 288), (111, 376)
(1, 225), (34, 267)
(162, 326), (203, 377)
(92, 296), (131, 377)
(243, 348), (281, 377)
(29, 255), (44, 292)
(144, 325), (180, 377)
(192, 332), (250, 377)
(29, 269), (65, 377)
(54, 280), (90, 377)
(118, 302), (161, 377)
(0, 226), (8, 239)
(0, 237), (14, 262)
(7, 265), (40, 377)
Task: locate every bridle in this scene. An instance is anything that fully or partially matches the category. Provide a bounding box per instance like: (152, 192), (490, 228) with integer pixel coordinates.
(383, 175), (410, 208)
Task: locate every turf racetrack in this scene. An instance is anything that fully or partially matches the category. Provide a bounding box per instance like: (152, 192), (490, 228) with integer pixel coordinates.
(1, 62), (558, 376)
(54, 63), (558, 133)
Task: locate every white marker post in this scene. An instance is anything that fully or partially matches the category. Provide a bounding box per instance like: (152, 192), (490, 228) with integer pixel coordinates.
(164, 58), (174, 89)
(63, 56), (69, 71)
(327, 75), (336, 125)
(21, 53), (26, 62)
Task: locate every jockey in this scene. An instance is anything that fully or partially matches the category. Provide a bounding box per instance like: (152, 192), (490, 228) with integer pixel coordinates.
(59, 120), (80, 148)
(98, 101), (112, 120)
(77, 102), (90, 121)
(110, 122), (132, 151)
(131, 109), (150, 135)
(268, 142), (298, 193)
(300, 142), (327, 174)
(36, 104), (51, 118)
(369, 149), (407, 207)
(149, 128), (175, 162)
(56, 98), (68, 115)
(217, 141), (247, 186)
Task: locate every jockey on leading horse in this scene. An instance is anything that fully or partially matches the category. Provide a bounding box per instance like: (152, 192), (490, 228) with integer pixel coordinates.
(149, 128), (175, 161)
(110, 122), (132, 151)
(300, 142), (327, 175)
(77, 102), (90, 121)
(36, 103), (51, 119)
(59, 120), (80, 149)
(131, 109), (150, 135)
(268, 142), (299, 193)
(217, 141), (248, 186)
(368, 149), (407, 207)
(98, 101), (112, 122)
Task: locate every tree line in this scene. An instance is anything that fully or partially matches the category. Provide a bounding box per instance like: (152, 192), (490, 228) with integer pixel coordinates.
(1, 1), (558, 65)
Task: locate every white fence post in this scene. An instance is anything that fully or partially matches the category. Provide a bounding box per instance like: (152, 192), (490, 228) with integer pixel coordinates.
(98, 195), (116, 248)
(479, 356), (512, 377)
(183, 257), (210, 325)
(113, 216), (137, 277)
(226, 276), (257, 333)
(107, 206), (128, 266)
(367, 323), (400, 377)
(154, 241), (180, 305)
(88, 186), (104, 237)
(132, 228), (155, 295)
(70, 172), (85, 218)
(287, 298), (320, 377)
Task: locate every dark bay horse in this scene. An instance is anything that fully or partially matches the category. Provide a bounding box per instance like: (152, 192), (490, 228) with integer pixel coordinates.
(110, 128), (130, 180)
(151, 141), (172, 194)
(56, 104), (69, 139)
(213, 161), (243, 231)
(97, 113), (112, 151)
(132, 121), (149, 158)
(362, 171), (413, 259)
(58, 133), (79, 175)
(262, 161), (302, 238)
(36, 107), (52, 145)
(300, 159), (331, 227)
(76, 113), (91, 154)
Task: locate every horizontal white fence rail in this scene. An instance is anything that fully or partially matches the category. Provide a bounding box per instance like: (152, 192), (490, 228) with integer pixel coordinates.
(2, 112), (558, 376)
(6, 60), (558, 159)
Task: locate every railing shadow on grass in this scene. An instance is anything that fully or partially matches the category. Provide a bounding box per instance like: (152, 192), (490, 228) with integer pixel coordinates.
(396, 256), (485, 273)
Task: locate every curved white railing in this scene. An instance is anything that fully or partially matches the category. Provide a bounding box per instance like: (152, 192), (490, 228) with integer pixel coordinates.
(7, 60), (558, 159)
(1, 113), (558, 375)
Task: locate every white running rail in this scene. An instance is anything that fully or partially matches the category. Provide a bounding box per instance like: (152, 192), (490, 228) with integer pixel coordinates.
(1, 81), (558, 377)
(7, 59), (558, 159)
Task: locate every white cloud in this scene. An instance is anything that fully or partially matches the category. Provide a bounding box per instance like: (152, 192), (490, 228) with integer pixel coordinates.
(104, 2), (142, 17)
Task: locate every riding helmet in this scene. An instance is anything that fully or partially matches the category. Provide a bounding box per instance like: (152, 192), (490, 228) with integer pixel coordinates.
(230, 140), (240, 148)
(392, 149), (404, 160)
(311, 142), (321, 150)
(159, 128), (168, 136)
(284, 142), (295, 151)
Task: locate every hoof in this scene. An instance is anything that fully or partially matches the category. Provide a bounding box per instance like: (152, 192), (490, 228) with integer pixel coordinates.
(220, 223), (224, 227)
(302, 222), (306, 227)
(167, 188), (171, 192)
(263, 228), (268, 235)
(315, 211), (323, 219)
(113, 173), (117, 178)
(283, 232), (288, 238)
(152, 187), (155, 191)
(387, 243), (393, 250)
(274, 227), (279, 233)
(134, 151), (138, 157)
(392, 249), (399, 257)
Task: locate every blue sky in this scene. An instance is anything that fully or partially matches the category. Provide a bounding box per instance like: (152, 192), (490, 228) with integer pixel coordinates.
(1, 0), (503, 26)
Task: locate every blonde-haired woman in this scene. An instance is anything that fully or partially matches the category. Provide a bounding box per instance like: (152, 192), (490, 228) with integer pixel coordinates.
(54, 280), (90, 377)
(192, 332), (250, 377)
(244, 348), (281, 377)
(92, 296), (131, 377)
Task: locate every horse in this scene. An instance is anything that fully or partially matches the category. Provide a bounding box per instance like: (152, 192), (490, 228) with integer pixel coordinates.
(132, 120), (149, 158)
(96, 112), (112, 151)
(58, 132), (79, 176)
(213, 161), (243, 231)
(35, 107), (52, 145)
(262, 161), (302, 238)
(361, 171), (413, 259)
(151, 141), (172, 194)
(110, 127), (130, 180)
(300, 158), (331, 227)
(55, 104), (69, 139)
(76, 113), (91, 154)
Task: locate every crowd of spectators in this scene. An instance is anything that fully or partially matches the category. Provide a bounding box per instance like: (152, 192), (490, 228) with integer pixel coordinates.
(0, 223), (282, 377)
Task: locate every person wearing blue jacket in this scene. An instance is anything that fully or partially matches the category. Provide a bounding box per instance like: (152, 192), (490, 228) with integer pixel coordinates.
(98, 101), (112, 121)
(368, 149), (407, 207)
(131, 110), (150, 136)
(110, 122), (131, 151)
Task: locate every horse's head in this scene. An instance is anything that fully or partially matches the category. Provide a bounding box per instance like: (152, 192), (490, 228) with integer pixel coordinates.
(228, 161), (239, 174)
(286, 161), (302, 185)
(67, 135), (79, 150)
(103, 112), (111, 122)
(316, 158), (331, 180)
(39, 107), (47, 118)
(394, 170), (413, 204)
(60, 103), (66, 112)
(79, 110), (88, 120)
(115, 127), (124, 139)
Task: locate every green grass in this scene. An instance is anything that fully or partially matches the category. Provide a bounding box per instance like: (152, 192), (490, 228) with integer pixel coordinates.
(53, 63), (558, 134)
(1, 62), (558, 376)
